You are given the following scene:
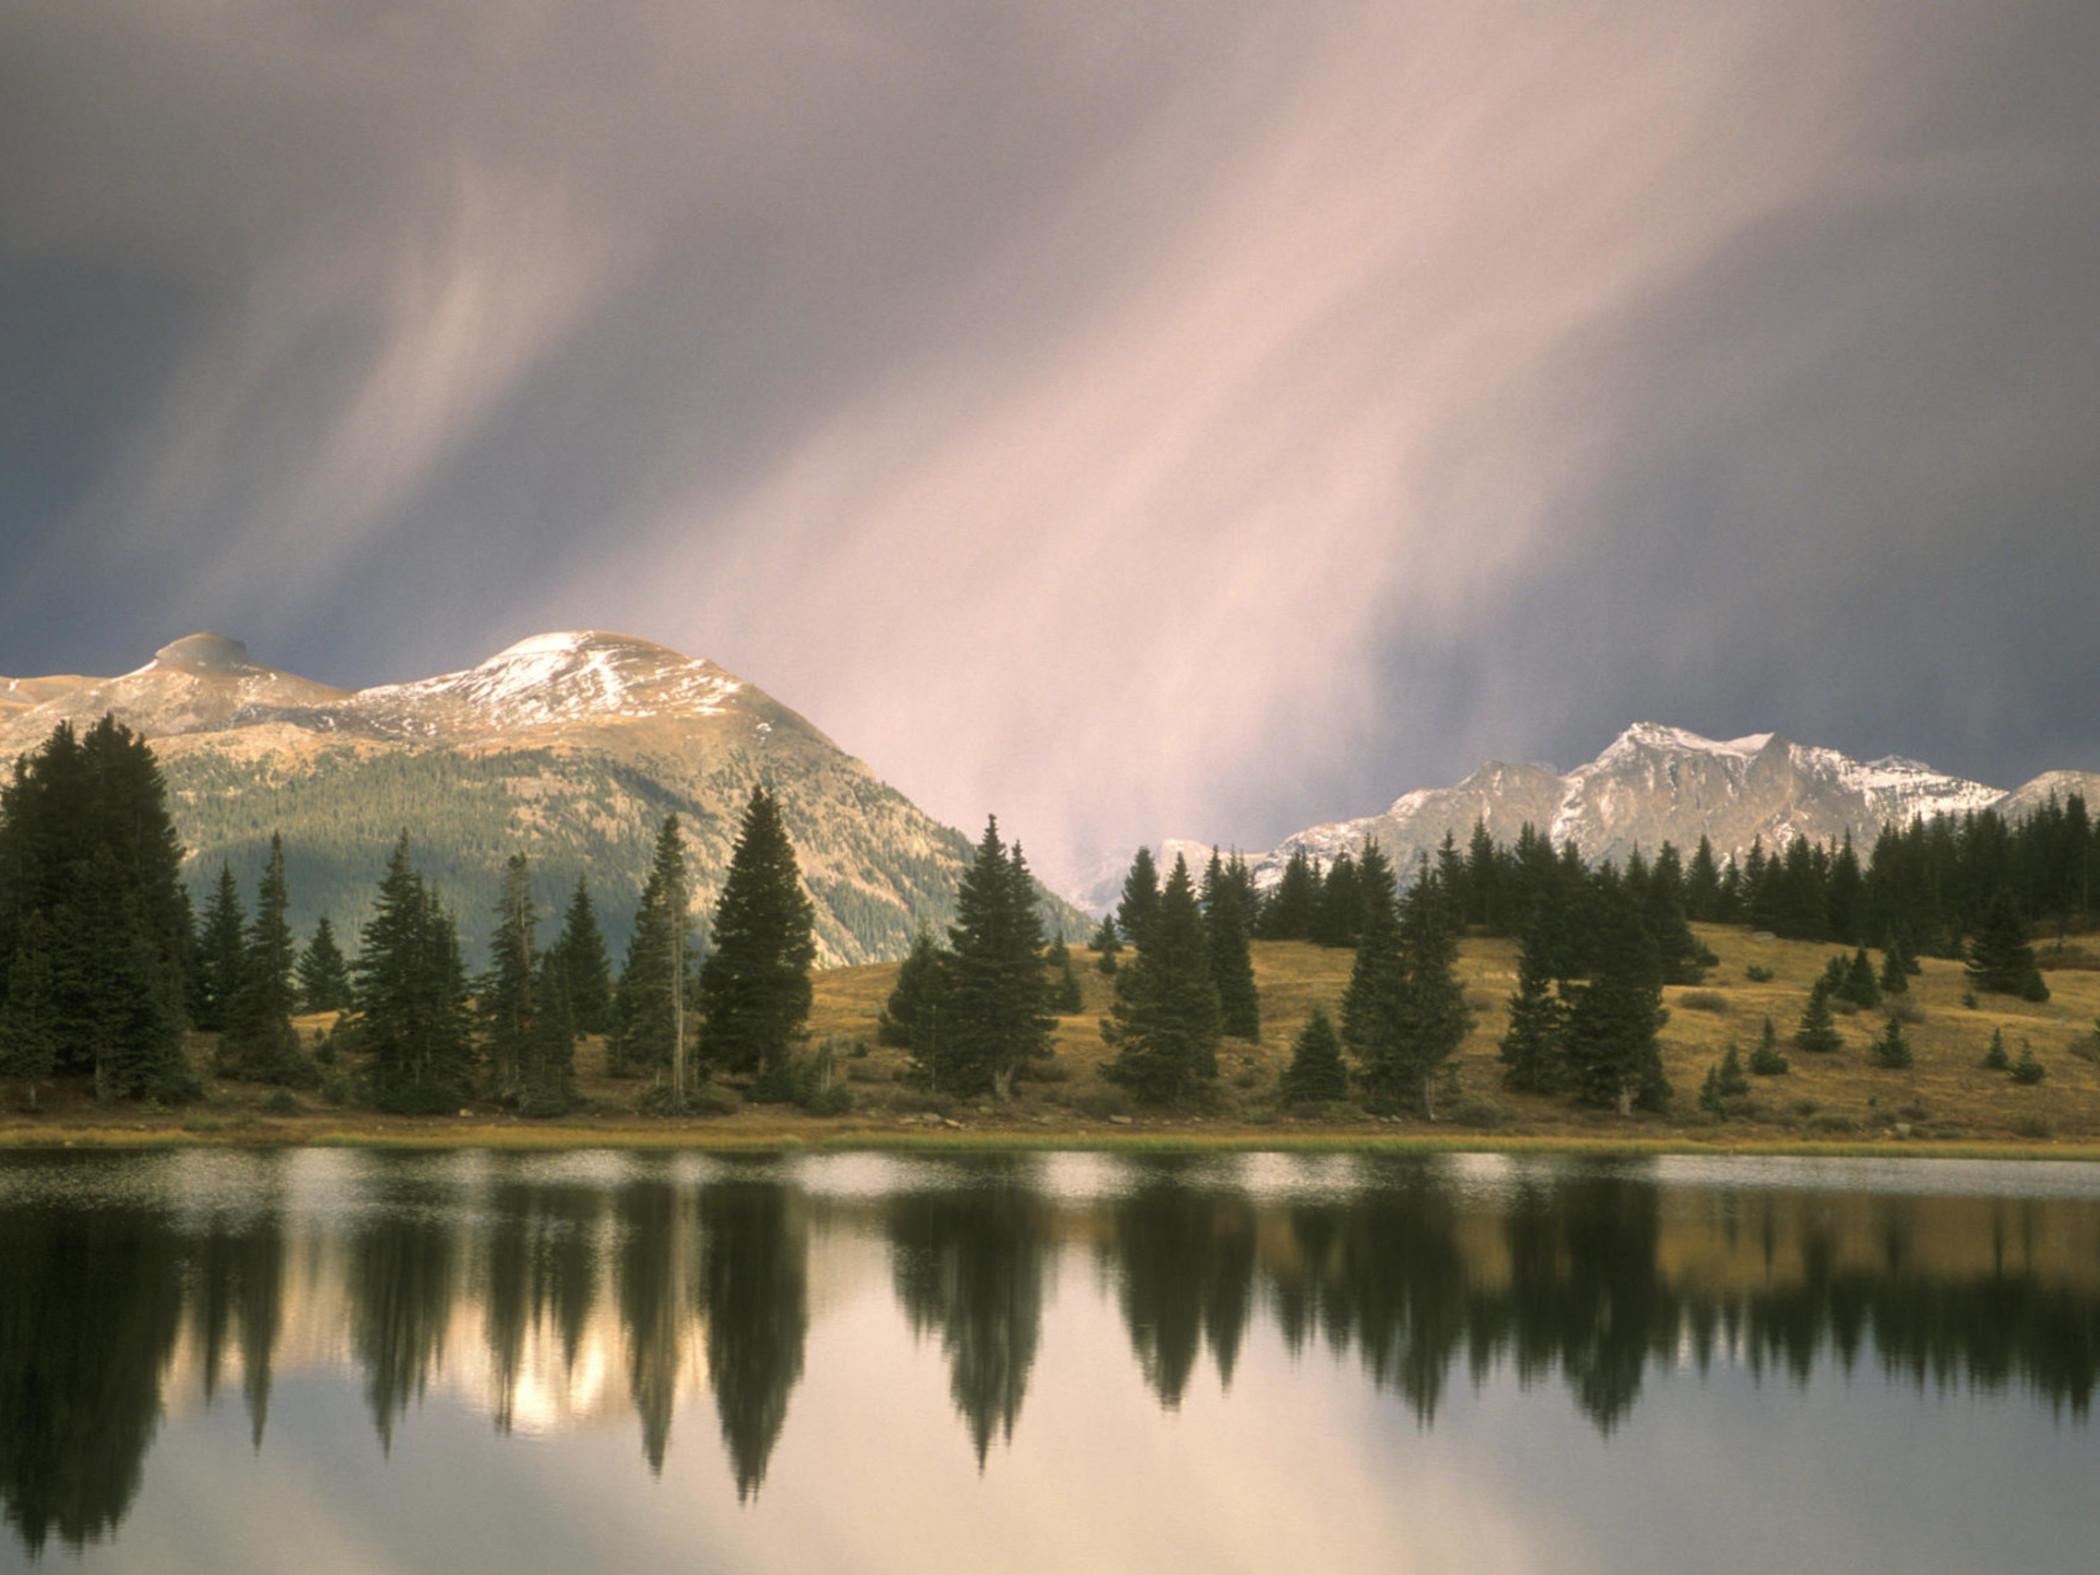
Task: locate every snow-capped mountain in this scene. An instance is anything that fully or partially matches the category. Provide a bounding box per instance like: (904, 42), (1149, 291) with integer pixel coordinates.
(1157, 722), (2093, 897)
(0, 632), (1080, 965)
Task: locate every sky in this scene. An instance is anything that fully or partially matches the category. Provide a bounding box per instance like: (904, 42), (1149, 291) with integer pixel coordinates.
(5, 1), (2099, 891)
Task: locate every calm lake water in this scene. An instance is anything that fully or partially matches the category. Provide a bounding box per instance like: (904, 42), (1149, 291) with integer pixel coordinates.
(1, 1147), (2096, 1574)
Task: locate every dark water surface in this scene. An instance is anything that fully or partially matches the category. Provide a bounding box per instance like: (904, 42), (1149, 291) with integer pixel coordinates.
(2, 1148), (2096, 1573)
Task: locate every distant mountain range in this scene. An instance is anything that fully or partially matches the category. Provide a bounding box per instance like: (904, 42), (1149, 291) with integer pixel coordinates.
(1111, 722), (2100, 905)
(0, 631), (1085, 965)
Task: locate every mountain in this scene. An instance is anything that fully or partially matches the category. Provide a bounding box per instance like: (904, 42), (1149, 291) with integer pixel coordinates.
(1143, 722), (2100, 898)
(0, 632), (1083, 966)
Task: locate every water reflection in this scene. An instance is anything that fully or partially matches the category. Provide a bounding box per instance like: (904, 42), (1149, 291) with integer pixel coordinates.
(0, 1150), (2097, 1561)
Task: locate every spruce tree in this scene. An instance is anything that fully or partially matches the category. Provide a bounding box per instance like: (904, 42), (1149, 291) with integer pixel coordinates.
(347, 834), (473, 1113)
(879, 925), (947, 1050)
(1346, 854), (1468, 1117)
(933, 818), (1052, 1100)
(1102, 854), (1221, 1104)
(224, 834), (305, 1085)
(1314, 850), (1362, 949)
(296, 915), (354, 1013)
(194, 865), (247, 1034)
(1869, 1014), (1913, 1070)
(2010, 1041), (2046, 1085)
(1839, 947), (1880, 1009)
(1202, 850), (1261, 1042)
(1983, 1026), (2010, 1070)
(1877, 942), (1909, 998)
(699, 788), (817, 1097)
(1280, 1005), (1348, 1104)
(1048, 939), (1085, 1014)
(550, 877), (614, 1036)
(1748, 1015), (1789, 1075)
(519, 948), (579, 1116)
(1558, 881), (1669, 1114)
(1792, 980), (1843, 1054)
(0, 916), (58, 1109)
(1644, 842), (1709, 985)
(1965, 889), (2048, 1002)
(1497, 922), (1563, 1094)
(614, 816), (695, 1085)
(1115, 847), (1161, 950)
(1088, 917), (1121, 973)
(479, 853), (538, 1106)
(1257, 848), (1321, 941)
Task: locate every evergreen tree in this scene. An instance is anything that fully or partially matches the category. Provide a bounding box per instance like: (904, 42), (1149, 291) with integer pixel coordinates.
(1088, 917), (1121, 974)
(1313, 850), (1363, 949)
(1257, 848), (1322, 941)
(1464, 820), (1501, 932)
(1558, 882), (1670, 1114)
(932, 819), (1053, 1100)
(700, 788), (817, 1097)
(1792, 980), (1843, 1055)
(193, 865), (247, 1033)
(0, 717), (196, 1101)
(1048, 938), (1085, 1014)
(1280, 1005), (1349, 1104)
(1497, 922), (1564, 1094)
(1201, 851), (1261, 1041)
(550, 877), (614, 1036)
(296, 915), (354, 1013)
(223, 834), (305, 1085)
(347, 834), (473, 1113)
(1838, 947), (1881, 1010)
(1748, 1015), (1789, 1075)
(479, 853), (538, 1106)
(879, 926), (947, 1050)
(519, 948), (578, 1117)
(2010, 1041), (2046, 1085)
(1877, 941), (1909, 998)
(1869, 1014), (1913, 1069)
(1965, 889), (2048, 1002)
(1115, 847), (1161, 950)
(0, 916), (58, 1109)
(1347, 856), (1469, 1117)
(1642, 842), (1708, 985)
(1684, 836), (1723, 923)
(614, 816), (695, 1084)
(1102, 855), (1221, 1104)
(1697, 1042), (1750, 1117)
(1983, 1026), (2010, 1070)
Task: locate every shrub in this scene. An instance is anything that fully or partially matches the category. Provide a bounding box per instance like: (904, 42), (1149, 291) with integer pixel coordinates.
(1804, 1112), (1860, 1136)
(1447, 1095), (1509, 1130)
(264, 1089), (301, 1116)
(2012, 1114), (2052, 1140)
(1679, 990), (1729, 1014)
(1744, 964), (1776, 983)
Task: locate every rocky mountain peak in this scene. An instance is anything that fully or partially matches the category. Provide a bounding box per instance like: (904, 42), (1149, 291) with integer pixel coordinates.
(149, 632), (266, 678)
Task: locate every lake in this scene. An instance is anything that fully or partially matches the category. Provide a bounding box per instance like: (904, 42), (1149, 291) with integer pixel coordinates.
(1, 1148), (2095, 1573)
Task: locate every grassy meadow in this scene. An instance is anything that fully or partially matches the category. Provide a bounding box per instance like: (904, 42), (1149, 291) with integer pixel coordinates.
(9, 923), (2096, 1154)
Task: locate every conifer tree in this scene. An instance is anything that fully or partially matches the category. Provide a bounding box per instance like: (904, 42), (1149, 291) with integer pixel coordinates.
(1497, 922), (1564, 1094)
(194, 865), (248, 1033)
(1115, 847), (1161, 950)
(1202, 850), (1261, 1042)
(296, 915), (354, 1013)
(1965, 889), (2048, 1002)
(519, 948), (578, 1117)
(1102, 855), (1221, 1103)
(0, 916), (58, 1109)
(879, 925), (947, 1050)
(1558, 881), (1669, 1114)
(1983, 1026), (2010, 1070)
(1088, 916), (1121, 973)
(700, 788), (817, 1097)
(224, 834), (305, 1084)
(932, 818), (1052, 1100)
(1697, 1042), (1750, 1117)
(1748, 1015), (1789, 1075)
(1685, 836), (1723, 923)
(1257, 848), (1322, 942)
(1792, 979), (1843, 1054)
(1643, 842), (1708, 985)
(614, 816), (695, 1084)
(1347, 854), (1468, 1117)
(1839, 947), (1881, 1010)
(1280, 1005), (1348, 1104)
(1869, 1014), (1913, 1069)
(1877, 941), (1909, 997)
(1313, 849), (1363, 949)
(1048, 938), (1085, 1014)
(479, 853), (538, 1106)
(2010, 1041), (2046, 1085)
(550, 877), (614, 1036)
(347, 834), (473, 1113)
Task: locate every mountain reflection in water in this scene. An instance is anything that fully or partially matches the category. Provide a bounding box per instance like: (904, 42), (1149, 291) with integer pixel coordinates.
(0, 1150), (2095, 1564)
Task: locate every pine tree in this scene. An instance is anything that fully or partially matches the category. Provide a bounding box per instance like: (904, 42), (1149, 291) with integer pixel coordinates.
(224, 834), (305, 1085)
(1869, 1014), (1913, 1069)
(614, 816), (695, 1084)
(1839, 947), (1881, 1010)
(1748, 1015), (1789, 1075)
(932, 818), (1052, 1100)
(1792, 980), (1843, 1054)
(1048, 939), (1085, 1014)
(2010, 1041), (2046, 1085)
(550, 877), (614, 1036)
(699, 788), (817, 1097)
(1115, 847), (1161, 950)
(1202, 851), (1261, 1042)
(1257, 848), (1321, 941)
(1877, 942), (1909, 997)
(194, 865), (248, 1033)
(1088, 916), (1121, 973)
(1280, 1005), (1348, 1104)
(1313, 850), (1362, 949)
(1346, 854), (1468, 1117)
(1557, 881), (1670, 1114)
(879, 925), (947, 1050)
(347, 834), (473, 1113)
(1983, 1026), (2011, 1070)
(1102, 855), (1221, 1104)
(1643, 842), (1709, 985)
(479, 853), (538, 1106)
(1685, 836), (1723, 923)
(1965, 889), (2048, 1002)
(0, 916), (58, 1109)
(519, 948), (578, 1117)
(1698, 1042), (1750, 1117)
(296, 915), (354, 1013)
(1497, 922), (1563, 1094)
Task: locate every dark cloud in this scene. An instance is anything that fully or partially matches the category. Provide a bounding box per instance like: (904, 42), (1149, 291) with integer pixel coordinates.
(4, 2), (2098, 887)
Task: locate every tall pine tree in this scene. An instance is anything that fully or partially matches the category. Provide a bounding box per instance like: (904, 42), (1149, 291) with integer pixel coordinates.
(347, 834), (473, 1113)
(1102, 854), (1221, 1104)
(699, 787), (817, 1096)
(296, 915), (353, 1013)
(931, 818), (1053, 1099)
(223, 834), (305, 1086)
(550, 877), (614, 1036)
(1202, 850), (1261, 1042)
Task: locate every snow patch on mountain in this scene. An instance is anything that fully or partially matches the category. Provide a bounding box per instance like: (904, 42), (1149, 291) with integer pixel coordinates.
(352, 631), (742, 730)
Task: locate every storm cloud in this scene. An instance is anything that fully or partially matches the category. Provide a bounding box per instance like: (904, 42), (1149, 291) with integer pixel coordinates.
(4, 1), (2098, 887)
